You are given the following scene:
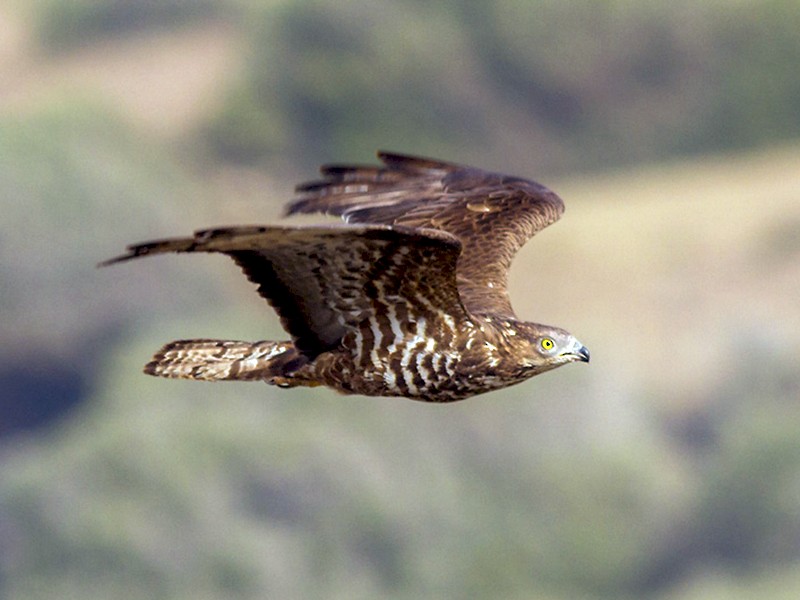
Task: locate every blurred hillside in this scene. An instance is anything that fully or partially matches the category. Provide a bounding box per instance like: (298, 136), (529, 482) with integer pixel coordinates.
(7, 0), (800, 172)
(1, 1), (800, 599)
(207, 0), (800, 175)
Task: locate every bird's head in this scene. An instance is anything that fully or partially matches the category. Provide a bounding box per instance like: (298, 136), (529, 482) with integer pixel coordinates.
(515, 323), (590, 374)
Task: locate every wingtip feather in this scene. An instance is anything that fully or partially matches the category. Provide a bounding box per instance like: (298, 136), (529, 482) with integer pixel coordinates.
(97, 236), (201, 267)
(97, 244), (158, 267)
(377, 150), (457, 172)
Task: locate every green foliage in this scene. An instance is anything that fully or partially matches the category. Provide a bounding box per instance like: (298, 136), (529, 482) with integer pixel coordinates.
(0, 101), (220, 353)
(206, 0), (483, 169)
(33, 0), (226, 49)
(204, 0), (800, 173)
(203, 83), (289, 165)
(688, 342), (800, 567)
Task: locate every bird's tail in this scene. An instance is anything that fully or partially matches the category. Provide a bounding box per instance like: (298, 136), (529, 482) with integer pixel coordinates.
(144, 339), (308, 383)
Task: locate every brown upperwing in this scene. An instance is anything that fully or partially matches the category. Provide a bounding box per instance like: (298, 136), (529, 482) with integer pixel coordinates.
(287, 151), (565, 318)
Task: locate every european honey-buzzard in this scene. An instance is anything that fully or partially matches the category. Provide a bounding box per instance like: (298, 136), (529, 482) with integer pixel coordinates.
(102, 152), (589, 402)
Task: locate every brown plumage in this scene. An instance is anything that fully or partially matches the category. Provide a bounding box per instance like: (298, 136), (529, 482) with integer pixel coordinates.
(102, 151), (589, 402)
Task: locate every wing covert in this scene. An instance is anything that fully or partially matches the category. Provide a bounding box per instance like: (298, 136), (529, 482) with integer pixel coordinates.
(287, 151), (564, 317)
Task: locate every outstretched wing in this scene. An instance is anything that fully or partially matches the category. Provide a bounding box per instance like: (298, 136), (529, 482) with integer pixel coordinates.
(101, 224), (467, 358)
(287, 151), (565, 317)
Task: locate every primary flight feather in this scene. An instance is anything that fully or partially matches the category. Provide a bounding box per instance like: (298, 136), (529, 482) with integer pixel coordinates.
(102, 151), (589, 402)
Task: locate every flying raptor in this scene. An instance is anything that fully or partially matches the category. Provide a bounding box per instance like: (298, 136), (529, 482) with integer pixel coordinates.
(103, 151), (589, 402)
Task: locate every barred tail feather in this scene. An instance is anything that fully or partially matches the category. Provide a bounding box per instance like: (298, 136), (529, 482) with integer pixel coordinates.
(144, 339), (303, 382)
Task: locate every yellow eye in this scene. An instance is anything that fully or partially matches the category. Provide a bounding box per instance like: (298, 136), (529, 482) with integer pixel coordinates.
(540, 338), (555, 351)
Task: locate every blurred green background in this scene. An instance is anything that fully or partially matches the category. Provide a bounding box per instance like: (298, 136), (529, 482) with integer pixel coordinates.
(1, 0), (800, 598)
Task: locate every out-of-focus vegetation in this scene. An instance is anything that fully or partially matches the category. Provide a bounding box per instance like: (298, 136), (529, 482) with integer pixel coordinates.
(205, 0), (800, 173)
(1, 1), (800, 599)
(0, 102), (210, 436)
(33, 0), (225, 49)
(27, 0), (800, 172)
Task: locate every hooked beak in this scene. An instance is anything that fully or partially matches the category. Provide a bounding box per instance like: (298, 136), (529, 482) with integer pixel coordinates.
(562, 339), (590, 363)
(576, 345), (590, 363)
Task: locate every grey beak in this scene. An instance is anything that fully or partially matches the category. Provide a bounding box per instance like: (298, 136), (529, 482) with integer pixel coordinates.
(577, 345), (590, 363)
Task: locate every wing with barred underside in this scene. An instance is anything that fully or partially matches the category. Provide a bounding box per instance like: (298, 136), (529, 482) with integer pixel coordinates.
(101, 224), (468, 358)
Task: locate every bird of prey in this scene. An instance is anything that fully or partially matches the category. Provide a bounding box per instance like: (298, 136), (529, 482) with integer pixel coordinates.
(102, 151), (589, 402)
